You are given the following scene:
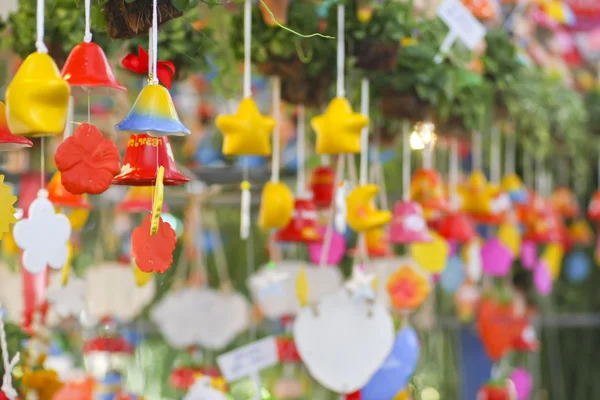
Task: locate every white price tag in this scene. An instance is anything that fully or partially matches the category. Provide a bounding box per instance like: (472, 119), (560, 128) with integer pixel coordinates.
(435, 0), (486, 62)
(217, 336), (279, 382)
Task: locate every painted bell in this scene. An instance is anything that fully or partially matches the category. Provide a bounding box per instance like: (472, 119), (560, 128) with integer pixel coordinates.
(389, 200), (431, 244)
(310, 166), (335, 209)
(275, 198), (322, 243)
(588, 190), (600, 222)
(410, 169), (448, 219)
(112, 134), (189, 186)
(0, 102), (32, 151)
(116, 84), (190, 137)
(551, 186), (580, 218)
(5, 52), (70, 137)
(118, 186), (169, 213)
(437, 212), (475, 243)
(346, 184), (391, 233)
(62, 42), (126, 95)
(258, 182), (294, 230)
(523, 204), (561, 244)
(47, 172), (92, 209)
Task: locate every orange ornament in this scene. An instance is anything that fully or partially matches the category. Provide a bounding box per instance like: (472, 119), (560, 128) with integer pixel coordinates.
(386, 266), (430, 311)
(131, 214), (177, 273)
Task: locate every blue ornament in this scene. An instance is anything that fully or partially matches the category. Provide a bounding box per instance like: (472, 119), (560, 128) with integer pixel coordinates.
(508, 189), (529, 205)
(362, 327), (420, 400)
(565, 251), (591, 283)
(195, 139), (223, 166)
(236, 155), (267, 169)
(440, 256), (465, 294)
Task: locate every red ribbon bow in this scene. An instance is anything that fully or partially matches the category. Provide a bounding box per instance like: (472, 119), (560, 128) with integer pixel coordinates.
(121, 46), (176, 89)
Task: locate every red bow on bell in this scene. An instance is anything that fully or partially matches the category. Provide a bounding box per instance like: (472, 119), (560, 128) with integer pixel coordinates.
(121, 46), (176, 89)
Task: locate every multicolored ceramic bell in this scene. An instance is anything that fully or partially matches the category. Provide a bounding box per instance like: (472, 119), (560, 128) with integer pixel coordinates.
(275, 198), (322, 243)
(389, 201), (431, 244)
(116, 84), (190, 137)
(523, 202), (562, 244)
(6, 52), (70, 137)
(437, 212), (476, 243)
(310, 166), (336, 209)
(112, 134), (189, 186)
(410, 169), (448, 219)
(0, 101), (32, 151)
(117, 186), (170, 213)
(346, 184), (391, 232)
(258, 182), (294, 230)
(551, 186), (580, 218)
(62, 42), (126, 95)
(47, 172), (92, 209)
(588, 190), (600, 222)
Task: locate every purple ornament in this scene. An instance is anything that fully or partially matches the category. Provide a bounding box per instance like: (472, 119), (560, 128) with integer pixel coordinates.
(481, 238), (514, 277)
(521, 240), (537, 270)
(510, 367), (533, 400)
(534, 260), (552, 295)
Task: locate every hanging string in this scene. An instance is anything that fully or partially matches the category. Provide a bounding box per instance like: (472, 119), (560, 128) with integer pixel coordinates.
(271, 77), (281, 183)
(423, 139), (433, 170)
(450, 139), (459, 211)
(40, 137), (46, 189)
(472, 131), (481, 171)
(243, 0), (252, 98)
(402, 121), (411, 202)
(35, 0), (48, 53)
(359, 78), (369, 186)
(319, 156), (345, 268)
(83, 0), (92, 42)
(336, 4), (345, 98)
(505, 131), (515, 176)
(490, 127), (500, 184)
(296, 105), (306, 195)
(0, 307), (19, 400)
(150, 0), (159, 85)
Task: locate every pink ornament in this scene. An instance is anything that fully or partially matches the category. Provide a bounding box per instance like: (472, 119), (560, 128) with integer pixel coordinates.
(521, 241), (536, 270)
(510, 368), (532, 400)
(481, 238), (514, 277)
(389, 201), (431, 244)
(308, 226), (346, 265)
(534, 261), (552, 295)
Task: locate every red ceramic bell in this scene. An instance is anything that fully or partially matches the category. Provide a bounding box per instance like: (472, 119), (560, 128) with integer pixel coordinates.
(588, 190), (600, 222)
(410, 169), (449, 220)
(47, 172), (92, 209)
(0, 101), (32, 151)
(117, 186), (170, 213)
(389, 200), (431, 244)
(62, 42), (126, 95)
(275, 198), (323, 243)
(437, 212), (475, 243)
(310, 166), (336, 209)
(112, 134), (189, 186)
(512, 325), (539, 352)
(276, 337), (302, 363)
(551, 186), (580, 218)
(523, 202), (562, 244)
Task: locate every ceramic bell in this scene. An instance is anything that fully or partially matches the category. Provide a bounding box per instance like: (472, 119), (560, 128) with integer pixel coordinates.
(0, 102), (32, 151)
(523, 204), (561, 244)
(512, 325), (539, 352)
(62, 42), (126, 95)
(389, 200), (431, 244)
(258, 182), (295, 230)
(118, 186), (170, 213)
(437, 212), (475, 243)
(501, 173), (529, 204)
(460, 170), (508, 225)
(6, 52), (70, 137)
(116, 84), (190, 137)
(275, 198), (322, 243)
(410, 169), (448, 219)
(588, 190), (600, 222)
(346, 184), (391, 233)
(310, 166), (336, 209)
(551, 186), (580, 218)
(47, 172), (92, 209)
(113, 134), (189, 186)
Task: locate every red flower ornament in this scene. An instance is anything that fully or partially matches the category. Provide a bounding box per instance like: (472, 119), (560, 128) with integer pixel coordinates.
(131, 214), (177, 273)
(121, 46), (176, 89)
(54, 123), (121, 195)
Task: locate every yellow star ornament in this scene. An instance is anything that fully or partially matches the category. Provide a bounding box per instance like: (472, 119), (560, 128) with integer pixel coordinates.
(216, 98), (275, 156)
(0, 175), (17, 240)
(311, 97), (369, 154)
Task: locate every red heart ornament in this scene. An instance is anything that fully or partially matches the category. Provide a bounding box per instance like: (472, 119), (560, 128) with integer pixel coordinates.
(477, 298), (525, 361)
(131, 214), (177, 273)
(54, 123), (121, 195)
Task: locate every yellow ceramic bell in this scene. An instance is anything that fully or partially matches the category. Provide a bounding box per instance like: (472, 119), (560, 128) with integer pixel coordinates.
(258, 181), (294, 230)
(311, 97), (369, 155)
(346, 184), (391, 232)
(216, 98), (275, 156)
(6, 52), (70, 137)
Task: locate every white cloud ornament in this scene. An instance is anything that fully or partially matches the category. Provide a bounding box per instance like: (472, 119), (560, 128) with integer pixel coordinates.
(13, 190), (71, 274)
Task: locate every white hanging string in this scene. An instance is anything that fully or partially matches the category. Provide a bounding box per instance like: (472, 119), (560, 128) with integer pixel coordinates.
(490, 128), (500, 184)
(319, 156), (345, 268)
(402, 121), (411, 202)
(0, 307), (19, 400)
(423, 139), (433, 169)
(150, 0), (159, 84)
(471, 131), (481, 171)
(505, 131), (515, 176)
(296, 105), (306, 195)
(450, 139), (459, 211)
(35, 0), (48, 53)
(243, 0), (252, 98)
(336, 4), (345, 98)
(359, 78), (369, 186)
(271, 77), (281, 183)
(83, 0), (92, 42)
(148, 29), (153, 83)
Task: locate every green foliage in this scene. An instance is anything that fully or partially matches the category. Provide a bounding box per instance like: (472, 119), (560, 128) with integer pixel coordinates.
(343, 0), (415, 43)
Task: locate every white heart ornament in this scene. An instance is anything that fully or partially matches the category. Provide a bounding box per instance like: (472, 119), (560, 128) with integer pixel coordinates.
(293, 290), (394, 394)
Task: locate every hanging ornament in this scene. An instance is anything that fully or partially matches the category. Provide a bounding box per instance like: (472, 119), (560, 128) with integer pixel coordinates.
(47, 172), (92, 209)
(389, 201), (431, 244)
(121, 46), (175, 89)
(437, 212), (476, 243)
(477, 298), (526, 361)
(275, 199), (322, 243)
(346, 184), (391, 233)
(0, 102), (33, 151)
(258, 182), (294, 230)
(409, 231), (449, 273)
(501, 174), (529, 205)
(568, 219), (593, 246)
(13, 189), (71, 274)
(0, 175), (17, 240)
(587, 190), (600, 222)
(410, 169), (448, 219)
(458, 170), (508, 225)
(308, 227), (346, 265)
(497, 223), (521, 256)
(312, 98), (369, 155)
(117, 186), (169, 213)
(131, 214), (177, 273)
(386, 266), (430, 311)
(113, 134), (189, 186)
(454, 282), (480, 322)
(481, 238), (514, 277)
(54, 123), (121, 195)
(551, 186), (580, 218)
(310, 166), (336, 209)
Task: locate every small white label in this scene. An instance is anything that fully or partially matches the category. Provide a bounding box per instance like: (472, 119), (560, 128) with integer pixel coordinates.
(217, 336), (279, 382)
(437, 0), (486, 50)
